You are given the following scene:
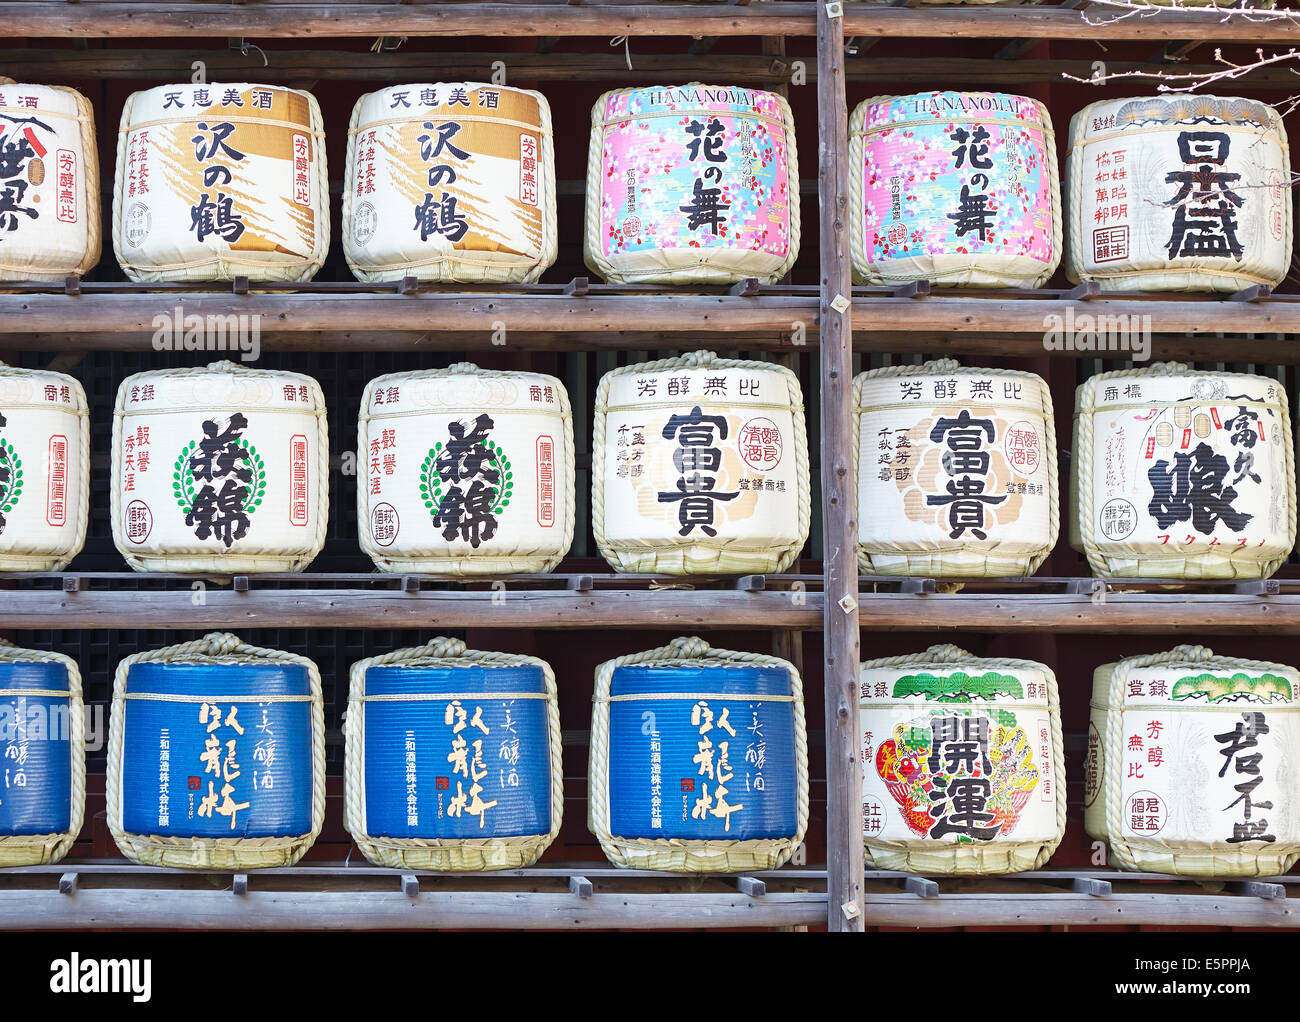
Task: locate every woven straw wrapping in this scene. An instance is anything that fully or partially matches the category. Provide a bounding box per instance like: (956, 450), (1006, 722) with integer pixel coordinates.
(343, 84), (558, 284)
(1071, 362), (1296, 578)
(0, 641), (85, 867)
(1092, 645), (1300, 877)
(852, 358), (1059, 577)
(107, 632), (326, 870)
(1065, 96), (1291, 292)
(582, 83), (800, 285)
(849, 93), (1062, 287)
(589, 636), (809, 872)
(0, 84), (101, 282)
(356, 362), (575, 574)
(859, 644), (1066, 874)
(344, 637), (564, 870)
(0, 362), (90, 571)
(112, 83), (330, 283)
(592, 350), (810, 574)
(110, 360), (330, 574)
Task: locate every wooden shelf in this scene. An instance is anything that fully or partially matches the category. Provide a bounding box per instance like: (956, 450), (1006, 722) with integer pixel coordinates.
(0, 573), (824, 630)
(0, 862), (828, 931)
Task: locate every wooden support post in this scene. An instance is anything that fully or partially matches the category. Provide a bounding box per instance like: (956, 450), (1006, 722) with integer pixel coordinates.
(817, 1), (864, 933)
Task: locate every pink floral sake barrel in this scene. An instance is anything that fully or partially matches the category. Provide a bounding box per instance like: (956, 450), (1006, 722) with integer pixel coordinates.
(584, 84), (799, 285)
(851, 91), (1061, 288)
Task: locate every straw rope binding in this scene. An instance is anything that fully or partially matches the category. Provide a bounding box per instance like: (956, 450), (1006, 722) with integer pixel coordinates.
(0, 640), (85, 867)
(588, 636), (809, 872)
(106, 631), (325, 870)
(344, 637), (564, 870)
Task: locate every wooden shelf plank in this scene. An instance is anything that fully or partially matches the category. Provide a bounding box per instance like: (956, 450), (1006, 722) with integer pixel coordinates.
(0, 587), (824, 630)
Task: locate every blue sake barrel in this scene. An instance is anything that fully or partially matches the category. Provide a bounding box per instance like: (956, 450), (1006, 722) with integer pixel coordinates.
(108, 632), (323, 870)
(0, 644), (84, 866)
(591, 636), (807, 872)
(346, 638), (561, 870)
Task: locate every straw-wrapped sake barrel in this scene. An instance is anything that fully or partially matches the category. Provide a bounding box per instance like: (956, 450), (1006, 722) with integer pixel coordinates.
(345, 638), (562, 870)
(358, 363), (574, 574)
(593, 351), (809, 575)
(1066, 96), (1291, 292)
(590, 636), (807, 872)
(113, 83), (328, 282)
(584, 83), (799, 285)
(1085, 645), (1300, 876)
(111, 361), (329, 574)
(0, 363), (89, 571)
(1071, 363), (1295, 579)
(344, 83), (556, 284)
(108, 632), (324, 869)
(860, 644), (1065, 874)
(855, 359), (1058, 577)
(0, 82), (100, 282)
(851, 91), (1061, 287)
(0, 641), (84, 867)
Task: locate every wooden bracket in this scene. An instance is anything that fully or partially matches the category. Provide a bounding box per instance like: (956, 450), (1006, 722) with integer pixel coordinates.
(729, 277), (761, 297)
(734, 876), (767, 898)
(64, 275), (81, 296)
(402, 873), (420, 897)
(566, 574), (595, 592)
(899, 578), (935, 594)
(398, 275), (419, 295)
(232, 576), (250, 592)
(1062, 281), (1100, 302)
(1072, 876), (1112, 898)
(1227, 880), (1286, 900)
(889, 279), (930, 299)
(735, 574), (766, 592)
(402, 575), (422, 593)
(905, 876), (939, 898)
(568, 875), (593, 898)
(1235, 579), (1281, 596)
(232, 874), (248, 896)
(1227, 284), (1271, 303)
(564, 277), (590, 297)
(61, 576), (80, 594)
(232, 275), (249, 295)
(58, 872), (78, 895)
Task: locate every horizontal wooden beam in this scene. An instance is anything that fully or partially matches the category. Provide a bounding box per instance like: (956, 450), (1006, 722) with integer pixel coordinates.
(0, 2), (816, 38)
(0, 293), (817, 335)
(0, 589), (824, 630)
(862, 892), (1300, 928)
(853, 331), (1300, 365)
(0, 889), (828, 929)
(856, 593), (1300, 634)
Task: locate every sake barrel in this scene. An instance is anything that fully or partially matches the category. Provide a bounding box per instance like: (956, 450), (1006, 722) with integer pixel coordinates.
(0, 83), (100, 282)
(850, 91), (1061, 287)
(0, 363), (89, 571)
(859, 644), (1065, 874)
(344, 83), (557, 285)
(583, 83), (799, 285)
(589, 636), (807, 872)
(1085, 645), (1300, 876)
(1071, 363), (1295, 579)
(113, 83), (329, 283)
(593, 351), (810, 575)
(358, 362), (574, 574)
(1066, 96), (1291, 292)
(855, 359), (1058, 577)
(0, 641), (84, 867)
(107, 632), (324, 870)
(345, 638), (562, 870)
(111, 361), (329, 574)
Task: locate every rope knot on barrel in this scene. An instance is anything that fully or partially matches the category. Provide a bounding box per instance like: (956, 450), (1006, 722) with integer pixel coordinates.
(1168, 644), (1213, 662)
(668, 636), (711, 659)
(423, 637), (467, 659)
(678, 350), (718, 369)
(923, 643), (973, 663)
(200, 632), (243, 656)
(447, 362), (479, 374)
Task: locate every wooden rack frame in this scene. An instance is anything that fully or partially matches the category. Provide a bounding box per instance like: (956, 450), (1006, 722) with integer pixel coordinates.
(4, 0), (1300, 933)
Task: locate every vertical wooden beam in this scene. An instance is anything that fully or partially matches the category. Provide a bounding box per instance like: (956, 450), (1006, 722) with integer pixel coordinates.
(816, 1), (864, 933)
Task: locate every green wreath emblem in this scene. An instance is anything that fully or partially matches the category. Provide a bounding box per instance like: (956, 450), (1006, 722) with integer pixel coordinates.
(419, 440), (513, 518)
(172, 440), (267, 514)
(0, 437), (23, 514)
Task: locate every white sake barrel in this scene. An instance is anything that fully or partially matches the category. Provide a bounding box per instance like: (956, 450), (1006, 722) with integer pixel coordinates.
(1086, 645), (1300, 876)
(851, 91), (1061, 287)
(1071, 363), (1294, 579)
(0, 364), (89, 571)
(357, 362), (574, 574)
(593, 351), (809, 575)
(0, 83), (100, 283)
(1066, 96), (1291, 292)
(111, 361), (329, 574)
(860, 644), (1065, 874)
(113, 83), (328, 282)
(855, 359), (1057, 577)
(583, 84), (799, 285)
(344, 83), (556, 284)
